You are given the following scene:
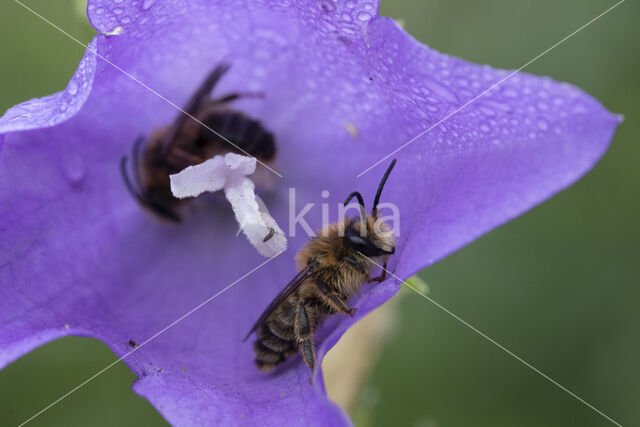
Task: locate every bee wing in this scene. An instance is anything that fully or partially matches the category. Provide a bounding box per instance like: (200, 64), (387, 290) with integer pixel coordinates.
(243, 265), (314, 341)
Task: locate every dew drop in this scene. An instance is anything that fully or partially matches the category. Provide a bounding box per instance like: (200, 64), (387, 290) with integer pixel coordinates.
(320, 0), (335, 12)
(573, 104), (588, 114)
(67, 81), (78, 96)
(323, 21), (337, 32)
(503, 88), (518, 98)
(142, 0), (156, 10)
(424, 81), (457, 103)
(357, 11), (371, 21)
(537, 119), (548, 131)
(60, 154), (86, 187)
(479, 106), (495, 116)
(103, 26), (124, 36)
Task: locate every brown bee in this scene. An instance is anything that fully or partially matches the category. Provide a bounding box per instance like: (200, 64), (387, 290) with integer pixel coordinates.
(120, 64), (276, 222)
(244, 159), (397, 374)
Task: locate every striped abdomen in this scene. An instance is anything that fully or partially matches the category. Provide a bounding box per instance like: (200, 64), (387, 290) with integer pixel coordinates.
(253, 291), (332, 372)
(198, 110), (276, 161)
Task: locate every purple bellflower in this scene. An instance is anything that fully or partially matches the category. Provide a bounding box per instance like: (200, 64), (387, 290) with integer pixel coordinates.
(0, 0), (619, 425)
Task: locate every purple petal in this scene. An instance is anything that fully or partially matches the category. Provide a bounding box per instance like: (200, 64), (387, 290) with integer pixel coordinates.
(0, 0), (618, 426)
(0, 39), (96, 134)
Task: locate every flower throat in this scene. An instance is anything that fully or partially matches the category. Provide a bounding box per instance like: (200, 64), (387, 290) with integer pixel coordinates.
(120, 64), (277, 222)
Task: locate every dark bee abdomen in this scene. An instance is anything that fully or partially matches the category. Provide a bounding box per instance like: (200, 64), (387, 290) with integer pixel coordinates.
(253, 294), (335, 372)
(254, 322), (296, 372)
(198, 111), (276, 161)
(254, 315), (297, 372)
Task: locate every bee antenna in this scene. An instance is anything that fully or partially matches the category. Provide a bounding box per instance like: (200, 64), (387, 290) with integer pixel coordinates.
(372, 159), (397, 217)
(344, 191), (367, 226)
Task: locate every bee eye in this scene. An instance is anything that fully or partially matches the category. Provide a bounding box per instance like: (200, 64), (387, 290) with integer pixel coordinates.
(345, 232), (394, 257)
(345, 234), (382, 257)
(347, 235), (368, 249)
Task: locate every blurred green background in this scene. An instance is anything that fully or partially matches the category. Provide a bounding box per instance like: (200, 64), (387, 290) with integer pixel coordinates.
(1, 0), (638, 426)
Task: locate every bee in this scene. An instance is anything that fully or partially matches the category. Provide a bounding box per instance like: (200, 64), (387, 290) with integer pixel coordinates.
(120, 64), (276, 222)
(244, 159), (397, 374)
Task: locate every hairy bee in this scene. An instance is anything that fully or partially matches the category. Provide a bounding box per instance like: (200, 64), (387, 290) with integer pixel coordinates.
(120, 64), (276, 222)
(244, 160), (397, 373)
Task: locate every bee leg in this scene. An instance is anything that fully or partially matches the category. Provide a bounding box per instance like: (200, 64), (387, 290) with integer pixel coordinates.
(294, 300), (317, 372)
(368, 260), (388, 283)
(314, 280), (356, 316)
(162, 64), (231, 150)
(166, 147), (203, 166)
(213, 92), (264, 105)
(184, 64), (231, 115)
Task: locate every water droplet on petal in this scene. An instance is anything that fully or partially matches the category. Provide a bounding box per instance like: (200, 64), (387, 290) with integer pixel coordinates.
(60, 154), (86, 187)
(537, 119), (548, 131)
(320, 1), (335, 12)
(103, 26), (124, 36)
(423, 81), (457, 104)
(503, 88), (518, 98)
(479, 106), (495, 116)
(67, 81), (78, 96)
(142, 0), (155, 10)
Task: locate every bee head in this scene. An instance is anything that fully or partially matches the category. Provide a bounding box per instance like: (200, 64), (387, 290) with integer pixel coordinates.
(343, 218), (395, 257)
(342, 159), (397, 257)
